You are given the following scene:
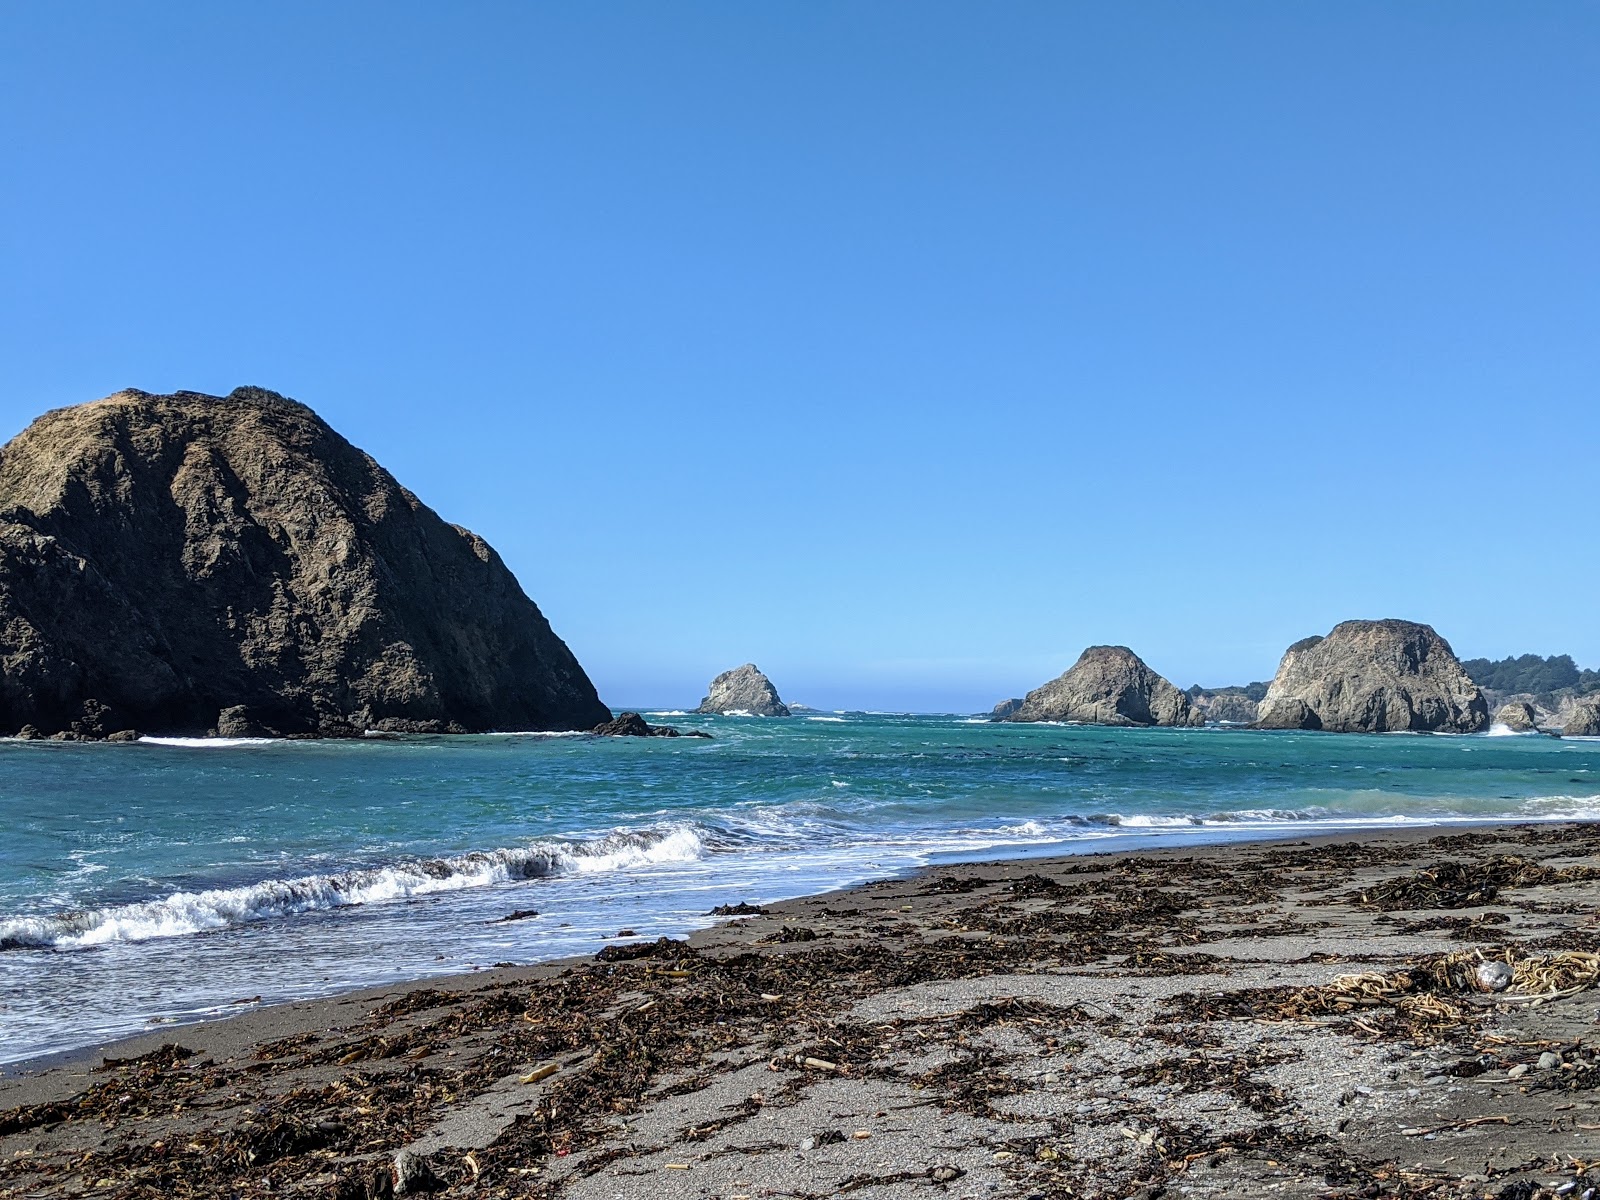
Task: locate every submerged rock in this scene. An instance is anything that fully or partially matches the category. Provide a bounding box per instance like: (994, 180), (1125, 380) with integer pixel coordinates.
(1254, 619), (1487, 734)
(1004, 646), (1201, 727)
(0, 387), (610, 738)
(1493, 701), (1539, 733)
(695, 664), (790, 717)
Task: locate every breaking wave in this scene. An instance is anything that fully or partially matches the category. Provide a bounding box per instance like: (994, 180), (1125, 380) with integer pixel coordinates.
(0, 827), (707, 951)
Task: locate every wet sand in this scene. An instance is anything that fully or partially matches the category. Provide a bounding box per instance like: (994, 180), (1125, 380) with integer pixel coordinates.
(3, 822), (1598, 1200)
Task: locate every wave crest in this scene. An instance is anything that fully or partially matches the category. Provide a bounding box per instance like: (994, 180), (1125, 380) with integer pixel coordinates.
(0, 828), (706, 951)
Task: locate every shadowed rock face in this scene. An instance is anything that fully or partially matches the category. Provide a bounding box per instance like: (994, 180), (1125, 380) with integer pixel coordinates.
(1004, 646), (1201, 727)
(0, 387), (610, 738)
(989, 698), (1024, 721)
(1254, 620), (1487, 734)
(695, 664), (789, 717)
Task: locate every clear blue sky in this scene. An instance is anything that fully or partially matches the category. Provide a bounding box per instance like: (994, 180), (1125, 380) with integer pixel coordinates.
(2, 4), (1595, 712)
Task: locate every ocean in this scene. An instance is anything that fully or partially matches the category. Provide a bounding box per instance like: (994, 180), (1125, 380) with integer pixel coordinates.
(1, 713), (1595, 1065)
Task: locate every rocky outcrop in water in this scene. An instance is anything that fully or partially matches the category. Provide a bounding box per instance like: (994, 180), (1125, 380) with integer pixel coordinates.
(591, 712), (711, 738)
(695, 664), (789, 717)
(989, 698), (1024, 721)
(1188, 688), (1261, 725)
(1254, 620), (1487, 734)
(0, 387), (610, 738)
(1004, 646), (1201, 727)
(1563, 699), (1600, 737)
(1493, 702), (1539, 733)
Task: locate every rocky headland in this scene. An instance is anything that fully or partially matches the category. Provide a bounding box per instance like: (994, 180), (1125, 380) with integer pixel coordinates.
(1002, 645), (1201, 726)
(0, 388), (609, 739)
(1253, 619), (1488, 734)
(695, 663), (789, 717)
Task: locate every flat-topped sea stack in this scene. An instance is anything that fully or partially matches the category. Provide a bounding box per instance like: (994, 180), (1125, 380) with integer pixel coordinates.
(695, 663), (789, 717)
(0, 387), (609, 739)
(1254, 619), (1487, 734)
(1003, 646), (1201, 727)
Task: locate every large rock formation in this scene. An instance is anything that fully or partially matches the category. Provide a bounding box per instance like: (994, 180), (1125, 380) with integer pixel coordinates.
(989, 698), (1024, 721)
(1492, 701), (1539, 733)
(1003, 646), (1201, 727)
(1254, 620), (1487, 734)
(695, 664), (789, 717)
(0, 387), (610, 738)
(1564, 699), (1600, 737)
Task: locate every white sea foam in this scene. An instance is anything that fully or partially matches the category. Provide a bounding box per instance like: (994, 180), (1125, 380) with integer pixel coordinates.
(0, 828), (707, 951)
(807, 716), (847, 723)
(139, 736), (280, 748)
(645, 711), (689, 718)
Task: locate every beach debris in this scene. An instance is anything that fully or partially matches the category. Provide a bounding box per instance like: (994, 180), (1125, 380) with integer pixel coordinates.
(518, 1063), (560, 1085)
(391, 1148), (439, 1195)
(490, 909), (539, 923)
(1348, 855), (1600, 911)
(709, 902), (767, 916)
(1478, 960), (1515, 991)
(929, 1164), (965, 1182)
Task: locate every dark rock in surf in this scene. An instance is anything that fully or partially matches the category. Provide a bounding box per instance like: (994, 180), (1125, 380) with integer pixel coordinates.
(1004, 646), (1201, 727)
(0, 387), (609, 738)
(591, 711), (711, 738)
(989, 698), (1024, 721)
(1254, 620), (1487, 734)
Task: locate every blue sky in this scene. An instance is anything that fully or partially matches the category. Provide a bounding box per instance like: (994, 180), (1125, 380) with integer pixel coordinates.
(2, 4), (1595, 711)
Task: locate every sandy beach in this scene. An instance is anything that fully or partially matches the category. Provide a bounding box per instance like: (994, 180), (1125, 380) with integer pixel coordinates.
(4, 822), (1598, 1200)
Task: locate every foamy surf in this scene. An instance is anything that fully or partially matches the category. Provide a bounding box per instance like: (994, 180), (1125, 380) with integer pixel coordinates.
(139, 736), (280, 748)
(0, 827), (707, 951)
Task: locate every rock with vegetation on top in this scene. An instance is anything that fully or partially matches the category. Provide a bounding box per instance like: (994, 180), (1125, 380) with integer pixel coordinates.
(0, 387), (610, 739)
(1564, 699), (1600, 737)
(695, 664), (790, 717)
(1492, 701), (1539, 733)
(1003, 646), (1201, 727)
(1254, 619), (1487, 734)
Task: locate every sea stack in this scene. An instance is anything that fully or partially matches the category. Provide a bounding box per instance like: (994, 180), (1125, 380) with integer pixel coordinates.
(695, 664), (789, 717)
(1492, 702), (1539, 733)
(1564, 699), (1600, 737)
(0, 387), (610, 738)
(989, 698), (1024, 721)
(1003, 646), (1201, 727)
(1254, 619), (1487, 734)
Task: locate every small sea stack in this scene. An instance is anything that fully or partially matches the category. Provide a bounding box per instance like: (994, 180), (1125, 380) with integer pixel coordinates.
(1564, 699), (1600, 737)
(1254, 619), (1487, 734)
(0, 387), (610, 738)
(1003, 646), (1201, 727)
(695, 664), (790, 717)
(1493, 701), (1539, 733)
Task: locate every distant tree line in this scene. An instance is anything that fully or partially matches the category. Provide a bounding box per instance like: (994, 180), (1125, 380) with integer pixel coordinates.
(1461, 653), (1600, 696)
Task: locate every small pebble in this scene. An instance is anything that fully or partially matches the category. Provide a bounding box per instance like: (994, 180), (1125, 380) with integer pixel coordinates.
(1539, 1051), (1562, 1071)
(1424, 1074), (1451, 1085)
(1507, 1063), (1529, 1080)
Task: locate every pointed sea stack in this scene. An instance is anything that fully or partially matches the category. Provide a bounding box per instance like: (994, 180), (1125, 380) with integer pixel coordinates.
(1254, 619), (1487, 734)
(695, 664), (789, 717)
(0, 387), (610, 738)
(1004, 646), (1201, 727)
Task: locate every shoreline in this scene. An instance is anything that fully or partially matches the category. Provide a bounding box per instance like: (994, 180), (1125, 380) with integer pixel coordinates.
(0, 819), (1529, 1081)
(6, 820), (1600, 1198)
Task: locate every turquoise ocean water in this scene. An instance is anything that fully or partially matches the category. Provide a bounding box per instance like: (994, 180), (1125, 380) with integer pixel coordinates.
(2, 713), (1596, 1065)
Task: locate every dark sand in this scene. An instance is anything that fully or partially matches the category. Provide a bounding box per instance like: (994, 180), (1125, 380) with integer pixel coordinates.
(4, 823), (1599, 1200)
